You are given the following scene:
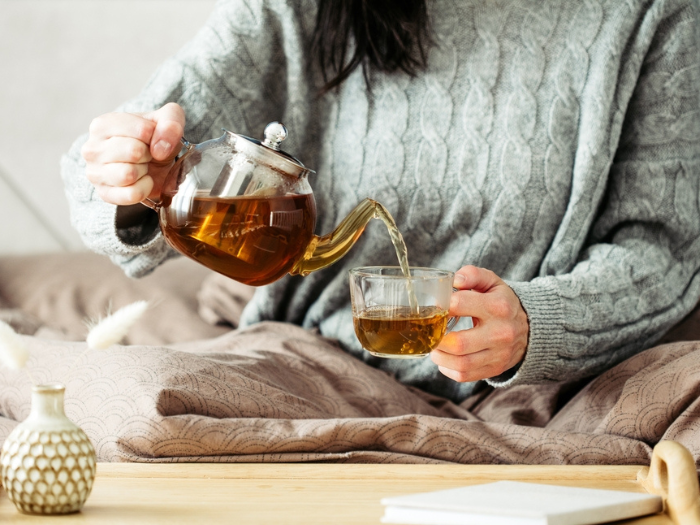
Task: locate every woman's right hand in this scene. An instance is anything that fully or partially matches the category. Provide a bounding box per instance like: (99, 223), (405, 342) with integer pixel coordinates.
(81, 102), (186, 206)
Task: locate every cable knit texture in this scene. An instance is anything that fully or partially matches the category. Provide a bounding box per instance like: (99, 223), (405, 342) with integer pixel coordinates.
(61, 0), (700, 402)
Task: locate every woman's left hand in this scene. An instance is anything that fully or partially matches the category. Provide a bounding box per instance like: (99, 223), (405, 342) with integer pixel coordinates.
(431, 265), (529, 383)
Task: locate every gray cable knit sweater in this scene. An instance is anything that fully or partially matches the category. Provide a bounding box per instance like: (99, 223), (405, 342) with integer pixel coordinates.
(62, 0), (700, 402)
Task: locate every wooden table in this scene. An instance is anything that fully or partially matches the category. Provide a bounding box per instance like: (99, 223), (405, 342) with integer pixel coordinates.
(0, 464), (672, 524)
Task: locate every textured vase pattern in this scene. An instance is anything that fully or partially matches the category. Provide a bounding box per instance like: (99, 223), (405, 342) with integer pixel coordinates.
(0, 384), (96, 515)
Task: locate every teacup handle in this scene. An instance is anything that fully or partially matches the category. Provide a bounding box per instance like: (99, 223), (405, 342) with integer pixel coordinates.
(141, 197), (161, 211)
(446, 287), (461, 332)
(140, 137), (192, 211)
(446, 316), (460, 331)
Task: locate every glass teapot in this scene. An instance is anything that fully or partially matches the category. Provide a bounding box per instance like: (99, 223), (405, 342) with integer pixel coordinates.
(143, 122), (379, 286)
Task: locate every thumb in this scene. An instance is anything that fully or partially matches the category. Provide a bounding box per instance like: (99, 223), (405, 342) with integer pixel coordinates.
(453, 265), (503, 293)
(143, 102), (186, 162)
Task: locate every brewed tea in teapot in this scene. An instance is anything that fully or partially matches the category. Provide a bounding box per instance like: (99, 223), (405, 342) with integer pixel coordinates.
(161, 193), (316, 286)
(145, 122), (407, 286)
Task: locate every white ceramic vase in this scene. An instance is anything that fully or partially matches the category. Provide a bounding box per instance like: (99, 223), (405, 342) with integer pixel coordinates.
(0, 383), (96, 515)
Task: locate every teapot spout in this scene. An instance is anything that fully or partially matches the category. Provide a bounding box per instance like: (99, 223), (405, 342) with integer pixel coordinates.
(290, 198), (378, 276)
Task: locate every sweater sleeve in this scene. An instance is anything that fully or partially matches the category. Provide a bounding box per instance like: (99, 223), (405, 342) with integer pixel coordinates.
(60, 0), (292, 277)
(489, 2), (700, 387)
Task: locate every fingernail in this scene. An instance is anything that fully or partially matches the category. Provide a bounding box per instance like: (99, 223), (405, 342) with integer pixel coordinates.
(454, 274), (466, 287)
(153, 140), (172, 159)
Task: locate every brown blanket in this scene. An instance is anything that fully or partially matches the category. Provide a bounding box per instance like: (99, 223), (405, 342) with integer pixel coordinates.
(0, 254), (699, 465)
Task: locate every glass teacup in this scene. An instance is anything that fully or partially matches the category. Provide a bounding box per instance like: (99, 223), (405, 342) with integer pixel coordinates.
(349, 267), (458, 359)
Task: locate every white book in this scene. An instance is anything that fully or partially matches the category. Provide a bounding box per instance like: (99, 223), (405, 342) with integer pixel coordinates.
(380, 481), (662, 525)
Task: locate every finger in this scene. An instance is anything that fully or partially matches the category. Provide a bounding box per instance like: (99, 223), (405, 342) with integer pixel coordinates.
(88, 112), (156, 143)
(436, 365), (473, 383)
(453, 265), (502, 293)
(143, 103), (186, 161)
(432, 344), (517, 373)
(432, 349), (515, 383)
(433, 327), (488, 357)
(436, 316), (524, 359)
(85, 162), (149, 187)
(83, 136), (153, 165)
(449, 289), (489, 319)
(94, 176), (154, 206)
(436, 363), (505, 383)
(449, 289), (521, 323)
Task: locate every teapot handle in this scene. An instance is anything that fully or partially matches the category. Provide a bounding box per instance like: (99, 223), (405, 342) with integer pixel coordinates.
(141, 137), (192, 211)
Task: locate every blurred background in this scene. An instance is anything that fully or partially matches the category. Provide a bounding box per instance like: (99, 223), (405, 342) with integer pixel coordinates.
(0, 0), (217, 256)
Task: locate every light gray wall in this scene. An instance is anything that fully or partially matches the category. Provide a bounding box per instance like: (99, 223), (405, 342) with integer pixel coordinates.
(0, 0), (217, 255)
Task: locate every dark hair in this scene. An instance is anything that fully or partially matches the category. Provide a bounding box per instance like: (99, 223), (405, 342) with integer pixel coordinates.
(311, 0), (431, 93)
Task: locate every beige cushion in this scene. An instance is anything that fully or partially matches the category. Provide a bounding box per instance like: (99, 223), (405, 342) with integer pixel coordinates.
(0, 252), (229, 345)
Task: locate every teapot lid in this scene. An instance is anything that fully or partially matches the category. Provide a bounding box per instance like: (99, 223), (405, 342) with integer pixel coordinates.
(225, 122), (312, 178)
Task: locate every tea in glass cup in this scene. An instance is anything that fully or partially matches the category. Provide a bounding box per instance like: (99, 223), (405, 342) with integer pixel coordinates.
(349, 267), (458, 359)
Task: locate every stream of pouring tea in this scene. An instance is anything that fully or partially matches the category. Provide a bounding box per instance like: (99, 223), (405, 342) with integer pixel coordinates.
(371, 202), (420, 315)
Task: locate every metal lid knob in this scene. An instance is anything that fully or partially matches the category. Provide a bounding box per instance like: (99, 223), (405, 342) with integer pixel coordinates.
(262, 121), (288, 151)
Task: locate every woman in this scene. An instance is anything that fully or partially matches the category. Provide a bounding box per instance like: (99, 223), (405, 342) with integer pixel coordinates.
(62, 0), (700, 402)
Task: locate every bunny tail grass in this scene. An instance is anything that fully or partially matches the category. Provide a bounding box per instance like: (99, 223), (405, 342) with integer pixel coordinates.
(86, 300), (148, 350)
(0, 320), (30, 370)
